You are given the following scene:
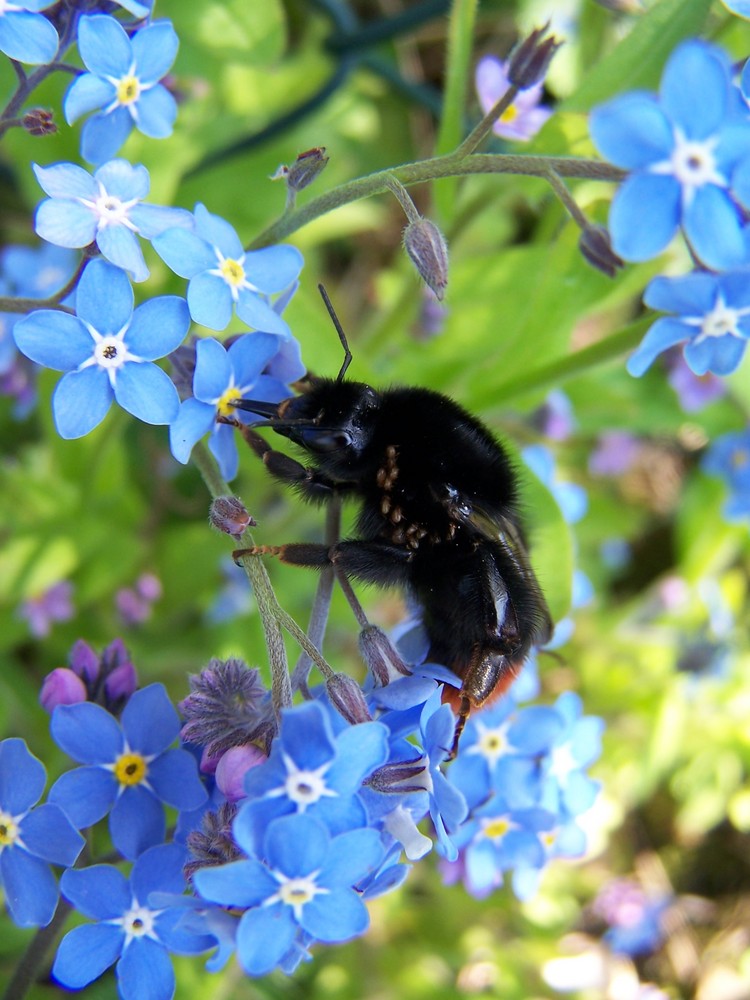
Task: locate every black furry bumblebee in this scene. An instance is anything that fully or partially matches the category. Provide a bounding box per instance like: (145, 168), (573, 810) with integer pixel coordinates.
(232, 287), (552, 751)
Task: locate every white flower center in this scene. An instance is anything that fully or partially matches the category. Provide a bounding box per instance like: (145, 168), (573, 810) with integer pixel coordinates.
(116, 903), (160, 946)
(94, 336), (127, 369)
(695, 296), (749, 342)
(79, 183), (140, 232)
(651, 128), (725, 203)
(265, 870), (328, 921)
(266, 753), (337, 812)
(548, 741), (577, 785)
(469, 720), (509, 768)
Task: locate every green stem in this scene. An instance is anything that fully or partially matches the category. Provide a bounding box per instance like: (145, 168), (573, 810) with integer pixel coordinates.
(434, 0), (478, 220)
(455, 84), (519, 158)
(2, 900), (72, 1000)
(249, 152), (624, 249)
(0, 252), (89, 315)
(542, 166), (589, 230)
(190, 443), (337, 712)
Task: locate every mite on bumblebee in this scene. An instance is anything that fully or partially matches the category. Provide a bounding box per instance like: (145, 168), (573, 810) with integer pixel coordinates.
(231, 286), (552, 753)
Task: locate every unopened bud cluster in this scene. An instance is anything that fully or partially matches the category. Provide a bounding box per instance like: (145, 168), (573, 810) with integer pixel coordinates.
(507, 23), (562, 89)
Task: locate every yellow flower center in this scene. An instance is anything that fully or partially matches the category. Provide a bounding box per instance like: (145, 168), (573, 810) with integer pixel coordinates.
(220, 258), (245, 288)
(114, 752), (148, 787)
(499, 105), (518, 124)
(482, 817), (511, 841)
(217, 387), (243, 418)
(117, 75), (141, 106)
(0, 811), (19, 848)
(732, 448), (749, 471)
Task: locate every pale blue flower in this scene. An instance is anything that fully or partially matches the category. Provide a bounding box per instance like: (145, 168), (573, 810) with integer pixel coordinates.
(13, 259), (187, 438)
(153, 204), (303, 333)
(0, 0), (58, 64)
(65, 15), (179, 164)
(33, 159), (192, 282)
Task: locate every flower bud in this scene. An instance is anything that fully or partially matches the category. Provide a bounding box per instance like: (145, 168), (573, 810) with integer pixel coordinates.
(507, 23), (562, 90)
(272, 146), (329, 192)
(68, 638), (100, 682)
(215, 743), (267, 803)
(359, 625), (411, 687)
(403, 218), (449, 301)
(209, 496), (255, 539)
(39, 668), (87, 713)
(326, 673), (372, 724)
(579, 224), (624, 278)
(104, 661), (137, 703)
(22, 108), (56, 136)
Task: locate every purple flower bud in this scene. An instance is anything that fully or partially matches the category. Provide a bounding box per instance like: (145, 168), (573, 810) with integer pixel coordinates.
(579, 224), (624, 278)
(326, 673), (373, 724)
(115, 587), (152, 625)
(507, 23), (562, 90)
(68, 638), (100, 682)
(209, 496), (255, 539)
(22, 108), (57, 136)
(403, 218), (449, 301)
(39, 668), (87, 713)
(104, 661), (137, 703)
(359, 625), (411, 687)
(136, 573), (162, 601)
(215, 743), (267, 803)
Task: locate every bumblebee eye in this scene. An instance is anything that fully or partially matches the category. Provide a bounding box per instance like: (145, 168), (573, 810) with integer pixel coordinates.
(300, 429), (353, 452)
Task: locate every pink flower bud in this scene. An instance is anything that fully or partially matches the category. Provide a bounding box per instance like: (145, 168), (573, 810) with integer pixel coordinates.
(403, 218), (449, 301)
(215, 744), (267, 803)
(209, 496), (256, 539)
(40, 668), (87, 713)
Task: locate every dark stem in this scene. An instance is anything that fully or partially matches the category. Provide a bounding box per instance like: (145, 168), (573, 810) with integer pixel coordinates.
(1, 899), (72, 1000)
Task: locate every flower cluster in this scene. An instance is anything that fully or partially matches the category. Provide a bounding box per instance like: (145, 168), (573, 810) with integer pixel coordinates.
(1, 626), (601, 994)
(591, 40), (750, 380)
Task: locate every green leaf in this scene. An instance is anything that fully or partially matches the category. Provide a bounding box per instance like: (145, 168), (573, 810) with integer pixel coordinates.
(562, 0), (715, 112)
(177, 0), (286, 63)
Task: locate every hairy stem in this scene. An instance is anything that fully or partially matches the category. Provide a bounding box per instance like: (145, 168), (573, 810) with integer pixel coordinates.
(249, 152), (624, 249)
(191, 443), (337, 713)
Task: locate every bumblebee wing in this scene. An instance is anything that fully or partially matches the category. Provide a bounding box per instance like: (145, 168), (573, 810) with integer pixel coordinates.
(452, 496), (554, 647)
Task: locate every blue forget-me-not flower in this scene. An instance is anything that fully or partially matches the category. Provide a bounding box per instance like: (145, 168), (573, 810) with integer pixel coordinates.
(0, 0), (58, 64)
(53, 843), (215, 1000)
(194, 813), (384, 977)
(703, 427), (750, 520)
(169, 333), (292, 481)
(153, 204), (303, 333)
(0, 738), (84, 927)
(33, 159), (192, 282)
(48, 683), (207, 860)
(13, 258), (188, 438)
(65, 15), (179, 165)
(628, 271), (750, 377)
(590, 39), (750, 270)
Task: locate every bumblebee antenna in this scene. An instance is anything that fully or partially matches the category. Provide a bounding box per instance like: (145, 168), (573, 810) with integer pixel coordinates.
(318, 283), (352, 383)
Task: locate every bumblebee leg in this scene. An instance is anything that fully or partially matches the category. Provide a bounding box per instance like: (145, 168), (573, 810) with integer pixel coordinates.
(222, 418), (339, 501)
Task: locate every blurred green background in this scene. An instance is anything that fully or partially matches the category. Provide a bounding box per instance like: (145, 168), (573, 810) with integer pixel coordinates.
(1, 0), (750, 997)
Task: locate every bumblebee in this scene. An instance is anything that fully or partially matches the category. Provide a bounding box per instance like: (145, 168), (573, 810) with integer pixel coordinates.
(232, 289), (552, 750)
